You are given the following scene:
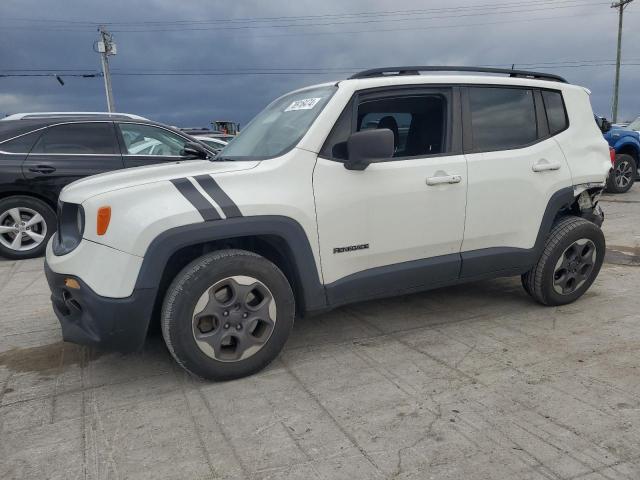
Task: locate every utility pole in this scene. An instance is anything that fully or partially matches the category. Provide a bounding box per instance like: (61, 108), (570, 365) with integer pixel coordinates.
(611, 0), (634, 123)
(97, 26), (117, 112)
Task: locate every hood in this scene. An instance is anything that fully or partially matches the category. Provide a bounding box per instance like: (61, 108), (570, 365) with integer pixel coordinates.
(605, 126), (640, 143)
(607, 127), (640, 139)
(60, 159), (259, 204)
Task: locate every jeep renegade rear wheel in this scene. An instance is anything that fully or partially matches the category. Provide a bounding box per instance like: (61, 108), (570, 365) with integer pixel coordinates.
(161, 249), (295, 381)
(522, 216), (605, 306)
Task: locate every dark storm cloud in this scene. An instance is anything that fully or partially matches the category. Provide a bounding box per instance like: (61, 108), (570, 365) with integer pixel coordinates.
(1, 0), (638, 125)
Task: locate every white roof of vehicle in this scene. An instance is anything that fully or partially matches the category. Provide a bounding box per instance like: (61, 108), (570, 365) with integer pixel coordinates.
(295, 70), (581, 96)
(1, 112), (149, 121)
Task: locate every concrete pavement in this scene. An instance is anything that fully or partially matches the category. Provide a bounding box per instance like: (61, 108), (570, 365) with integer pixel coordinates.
(1, 185), (639, 479)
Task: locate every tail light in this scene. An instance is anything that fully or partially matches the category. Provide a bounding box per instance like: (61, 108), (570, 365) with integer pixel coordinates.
(609, 147), (616, 166)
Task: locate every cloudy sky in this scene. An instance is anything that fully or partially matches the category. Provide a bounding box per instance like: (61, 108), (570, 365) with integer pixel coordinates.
(1, 0), (638, 127)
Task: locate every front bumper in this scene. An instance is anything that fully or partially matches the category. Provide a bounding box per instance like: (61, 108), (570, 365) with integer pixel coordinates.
(582, 204), (604, 227)
(45, 261), (155, 352)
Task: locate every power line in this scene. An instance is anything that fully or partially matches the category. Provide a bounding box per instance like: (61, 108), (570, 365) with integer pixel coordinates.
(2, 62), (640, 79)
(0, 73), (101, 77)
(7, 59), (640, 74)
(110, 3), (610, 32)
(236, 11), (604, 39)
(9, 9), (603, 41)
(0, 0), (607, 33)
(0, 6), (610, 48)
(0, 0), (605, 27)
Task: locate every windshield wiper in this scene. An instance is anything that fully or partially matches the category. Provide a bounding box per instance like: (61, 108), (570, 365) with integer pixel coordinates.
(210, 152), (234, 162)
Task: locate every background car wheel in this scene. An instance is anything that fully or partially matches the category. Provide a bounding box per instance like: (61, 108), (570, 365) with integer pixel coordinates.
(522, 216), (605, 306)
(161, 249), (295, 381)
(0, 196), (56, 260)
(606, 153), (636, 194)
(520, 274), (531, 295)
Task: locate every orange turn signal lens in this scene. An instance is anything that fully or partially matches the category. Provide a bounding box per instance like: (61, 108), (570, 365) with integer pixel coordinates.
(97, 206), (111, 236)
(64, 278), (80, 290)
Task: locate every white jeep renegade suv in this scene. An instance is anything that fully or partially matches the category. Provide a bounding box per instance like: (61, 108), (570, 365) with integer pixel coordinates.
(45, 67), (611, 380)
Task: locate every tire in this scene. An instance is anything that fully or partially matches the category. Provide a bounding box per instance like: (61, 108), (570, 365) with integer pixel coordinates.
(522, 216), (605, 306)
(606, 153), (636, 194)
(0, 196), (56, 260)
(520, 274), (531, 296)
(161, 249), (295, 381)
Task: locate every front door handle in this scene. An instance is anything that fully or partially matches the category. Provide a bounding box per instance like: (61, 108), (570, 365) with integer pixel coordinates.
(426, 174), (462, 186)
(28, 165), (56, 174)
(532, 159), (561, 172)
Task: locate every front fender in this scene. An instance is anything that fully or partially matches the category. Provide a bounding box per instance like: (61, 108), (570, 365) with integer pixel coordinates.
(134, 215), (327, 313)
(613, 138), (640, 157)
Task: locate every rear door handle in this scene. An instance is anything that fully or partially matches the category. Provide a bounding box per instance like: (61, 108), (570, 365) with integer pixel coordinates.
(28, 165), (56, 174)
(532, 159), (561, 172)
(426, 174), (462, 186)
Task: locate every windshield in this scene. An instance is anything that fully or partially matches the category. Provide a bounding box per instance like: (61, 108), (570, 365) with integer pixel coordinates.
(219, 85), (336, 160)
(627, 116), (640, 131)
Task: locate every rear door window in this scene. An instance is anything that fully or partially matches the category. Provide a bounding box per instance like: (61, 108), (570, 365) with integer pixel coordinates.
(0, 130), (43, 153)
(541, 90), (568, 135)
(469, 87), (537, 152)
(31, 123), (118, 154)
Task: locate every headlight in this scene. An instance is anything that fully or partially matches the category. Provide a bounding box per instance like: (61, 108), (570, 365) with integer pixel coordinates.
(52, 202), (84, 256)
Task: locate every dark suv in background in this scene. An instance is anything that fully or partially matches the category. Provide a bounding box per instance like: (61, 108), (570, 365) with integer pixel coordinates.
(0, 112), (213, 259)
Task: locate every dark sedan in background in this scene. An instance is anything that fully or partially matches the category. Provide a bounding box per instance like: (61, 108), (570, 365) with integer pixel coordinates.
(0, 112), (213, 259)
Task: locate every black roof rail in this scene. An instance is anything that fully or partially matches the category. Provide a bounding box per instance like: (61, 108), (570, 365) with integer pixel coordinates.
(348, 66), (567, 83)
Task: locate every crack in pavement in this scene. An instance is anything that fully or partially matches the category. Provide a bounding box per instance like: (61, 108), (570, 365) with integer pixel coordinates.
(174, 366), (219, 480)
(195, 382), (252, 479)
(279, 356), (385, 478)
(391, 403), (442, 479)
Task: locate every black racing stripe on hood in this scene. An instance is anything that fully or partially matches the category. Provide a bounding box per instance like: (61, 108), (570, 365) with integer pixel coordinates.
(170, 178), (221, 221)
(193, 174), (242, 218)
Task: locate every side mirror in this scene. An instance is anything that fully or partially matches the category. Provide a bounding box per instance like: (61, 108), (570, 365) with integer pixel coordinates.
(344, 129), (394, 170)
(182, 142), (209, 159)
(596, 116), (612, 134)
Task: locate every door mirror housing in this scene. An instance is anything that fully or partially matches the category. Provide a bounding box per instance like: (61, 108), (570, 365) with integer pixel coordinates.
(595, 116), (612, 133)
(344, 129), (394, 170)
(181, 142), (209, 159)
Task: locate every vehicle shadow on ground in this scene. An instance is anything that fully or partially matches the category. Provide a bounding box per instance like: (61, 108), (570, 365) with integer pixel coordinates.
(1, 276), (531, 381)
(98, 276), (539, 380)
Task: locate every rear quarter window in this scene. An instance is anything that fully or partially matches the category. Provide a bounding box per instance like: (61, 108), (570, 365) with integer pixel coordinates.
(541, 90), (569, 135)
(0, 130), (42, 153)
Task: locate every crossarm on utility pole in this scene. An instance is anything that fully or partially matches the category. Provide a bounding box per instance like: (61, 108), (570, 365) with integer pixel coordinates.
(98, 26), (116, 113)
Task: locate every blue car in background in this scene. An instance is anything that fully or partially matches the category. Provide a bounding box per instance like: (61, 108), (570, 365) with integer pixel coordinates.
(598, 116), (640, 193)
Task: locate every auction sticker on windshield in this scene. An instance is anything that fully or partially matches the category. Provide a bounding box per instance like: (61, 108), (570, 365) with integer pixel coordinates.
(285, 97), (322, 112)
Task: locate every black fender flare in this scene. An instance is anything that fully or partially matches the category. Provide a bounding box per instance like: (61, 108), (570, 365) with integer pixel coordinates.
(134, 215), (327, 313)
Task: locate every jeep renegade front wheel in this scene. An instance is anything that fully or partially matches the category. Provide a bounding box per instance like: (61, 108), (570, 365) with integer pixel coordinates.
(161, 249), (295, 381)
(522, 216), (605, 306)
